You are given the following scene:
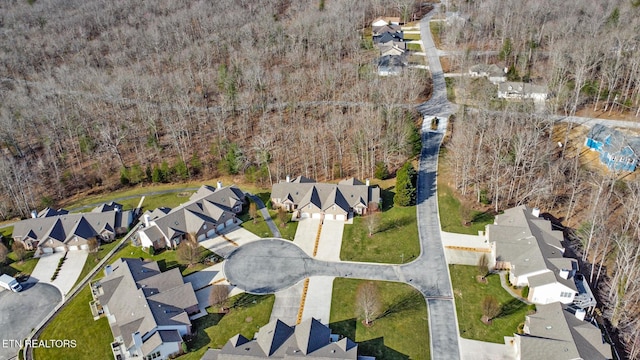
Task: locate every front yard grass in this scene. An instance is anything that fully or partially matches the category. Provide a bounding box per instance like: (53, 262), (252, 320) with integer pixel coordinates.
(450, 264), (533, 343)
(437, 178), (494, 235)
(330, 278), (430, 360)
(72, 240), (121, 288)
(240, 212), (297, 240)
(0, 250), (38, 277)
(403, 32), (421, 41)
(110, 243), (212, 277)
(35, 286), (113, 360)
(179, 293), (275, 360)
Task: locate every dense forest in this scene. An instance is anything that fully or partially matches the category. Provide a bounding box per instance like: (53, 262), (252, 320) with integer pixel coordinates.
(442, 0), (640, 357)
(0, 0), (427, 218)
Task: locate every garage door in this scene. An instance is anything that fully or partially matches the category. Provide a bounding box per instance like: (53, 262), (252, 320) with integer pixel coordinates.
(312, 213), (322, 219)
(197, 234), (206, 242)
(324, 214), (334, 220)
(225, 219), (235, 226)
(217, 224), (225, 231)
(42, 248), (54, 254)
(80, 244), (89, 250)
(68, 246), (79, 251)
(207, 229), (216, 238)
(55, 246), (66, 252)
(301, 212), (310, 218)
(336, 214), (346, 221)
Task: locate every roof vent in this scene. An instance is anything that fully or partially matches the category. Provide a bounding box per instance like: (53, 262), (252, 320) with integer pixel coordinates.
(532, 208), (540, 217)
(559, 269), (570, 279)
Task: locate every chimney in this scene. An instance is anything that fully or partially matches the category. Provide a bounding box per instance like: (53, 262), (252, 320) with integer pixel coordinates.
(143, 214), (150, 227)
(531, 208), (540, 217)
(31, 210), (38, 219)
(575, 308), (586, 321)
(365, 178), (370, 186)
(217, 181), (222, 189)
(286, 175), (291, 183)
(559, 269), (570, 279)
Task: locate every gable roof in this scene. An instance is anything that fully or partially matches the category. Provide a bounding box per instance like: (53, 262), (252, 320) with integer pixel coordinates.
(206, 318), (358, 359)
(518, 302), (612, 360)
(587, 124), (640, 157)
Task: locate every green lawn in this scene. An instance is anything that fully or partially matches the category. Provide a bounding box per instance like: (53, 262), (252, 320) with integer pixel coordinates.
(240, 212), (297, 240)
(35, 286), (113, 360)
(407, 43), (422, 51)
(330, 278), (430, 360)
(450, 265), (534, 343)
(403, 32), (421, 41)
(179, 293), (275, 360)
(437, 180), (494, 235)
(445, 77), (456, 102)
(110, 243), (212, 277)
(341, 189), (419, 264)
(72, 241), (121, 288)
(0, 251), (38, 277)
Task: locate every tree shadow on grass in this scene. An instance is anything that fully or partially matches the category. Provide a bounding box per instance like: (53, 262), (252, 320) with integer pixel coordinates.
(378, 291), (424, 320)
(329, 318), (357, 341)
(377, 215), (414, 233)
(230, 293), (267, 309)
(381, 188), (396, 211)
(496, 298), (527, 319)
(471, 211), (494, 224)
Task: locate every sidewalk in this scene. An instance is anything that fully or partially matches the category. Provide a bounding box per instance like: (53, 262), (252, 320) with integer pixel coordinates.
(498, 271), (532, 305)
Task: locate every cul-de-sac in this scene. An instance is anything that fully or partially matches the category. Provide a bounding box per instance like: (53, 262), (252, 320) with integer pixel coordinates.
(2, 1), (639, 359)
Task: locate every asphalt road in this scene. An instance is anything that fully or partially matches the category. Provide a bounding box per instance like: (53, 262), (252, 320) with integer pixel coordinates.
(0, 283), (62, 360)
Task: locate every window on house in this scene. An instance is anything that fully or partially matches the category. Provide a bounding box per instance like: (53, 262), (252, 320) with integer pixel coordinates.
(560, 292), (572, 298)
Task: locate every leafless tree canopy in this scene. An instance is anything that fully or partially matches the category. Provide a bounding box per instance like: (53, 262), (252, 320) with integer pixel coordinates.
(481, 295), (500, 322)
(176, 239), (201, 267)
(209, 285), (230, 309)
(0, 0), (428, 218)
(355, 281), (382, 326)
(0, 243), (8, 265)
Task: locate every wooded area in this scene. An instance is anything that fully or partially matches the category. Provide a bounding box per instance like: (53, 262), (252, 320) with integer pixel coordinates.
(442, 0), (640, 356)
(0, 0), (427, 219)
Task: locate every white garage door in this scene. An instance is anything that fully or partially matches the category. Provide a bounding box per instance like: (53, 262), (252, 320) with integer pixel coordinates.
(225, 219), (235, 226)
(42, 248), (54, 254)
(312, 213), (322, 219)
(301, 212), (310, 218)
(336, 214), (346, 221)
(217, 224), (225, 231)
(207, 229), (217, 238)
(68, 246), (79, 251)
(197, 234), (206, 242)
(55, 246), (66, 252)
(324, 214), (334, 220)
(80, 244), (89, 250)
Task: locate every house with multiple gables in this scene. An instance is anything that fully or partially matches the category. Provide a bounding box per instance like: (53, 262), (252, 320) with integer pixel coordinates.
(91, 258), (199, 360)
(488, 206), (595, 308)
(137, 183), (245, 249)
(468, 63), (507, 84)
(585, 124), (640, 172)
(271, 176), (380, 221)
(497, 82), (549, 101)
(201, 318), (369, 360)
(515, 302), (612, 360)
(12, 202), (135, 254)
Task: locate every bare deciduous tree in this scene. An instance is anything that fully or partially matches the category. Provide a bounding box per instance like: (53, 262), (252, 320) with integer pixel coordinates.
(0, 243), (8, 264)
(209, 285), (230, 311)
(481, 296), (501, 324)
(176, 238), (201, 267)
(249, 202), (258, 224)
(11, 241), (26, 263)
(356, 281), (382, 326)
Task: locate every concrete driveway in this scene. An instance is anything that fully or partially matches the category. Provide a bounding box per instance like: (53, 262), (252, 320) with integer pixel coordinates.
(28, 251), (88, 296)
(293, 218), (321, 257)
(459, 337), (516, 360)
(316, 220), (344, 261)
(269, 280), (305, 326)
(301, 276), (335, 324)
(199, 226), (260, 257)
(0, 282), (62, 360)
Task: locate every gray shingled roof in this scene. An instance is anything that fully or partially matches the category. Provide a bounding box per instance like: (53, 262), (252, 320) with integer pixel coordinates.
(518, 302), (612, 360)
(96, 258), (196, 354)
(206, 318), (358, 359)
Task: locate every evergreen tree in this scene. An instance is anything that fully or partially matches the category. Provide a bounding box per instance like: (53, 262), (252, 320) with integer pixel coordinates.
(152, 165), (163, 183)
(394, 162), (417, 206)
(173, 159), (189, 180)
(119, 167), (130, 185)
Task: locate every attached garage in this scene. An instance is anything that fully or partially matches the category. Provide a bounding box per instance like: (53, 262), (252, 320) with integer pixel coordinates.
(207, 229), (217, 238)
(55, 246), (66, 252)
(197, 234), (206, 242)
(68, 246), (79, 251)
(80, 244), (89, 250)
(336, 214), (346, 221)
(312, 213), (322, 219)
(217, 223), (225, 231)
(225, 219), (235, 227)
(42, 247), (54, 254)
(324, 214), (334, 220)
(301, 212), (310, 218)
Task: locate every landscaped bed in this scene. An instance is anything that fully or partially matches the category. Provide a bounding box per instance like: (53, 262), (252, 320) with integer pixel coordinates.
(330, 278), (430, 360)
(450, 264), (534, 343)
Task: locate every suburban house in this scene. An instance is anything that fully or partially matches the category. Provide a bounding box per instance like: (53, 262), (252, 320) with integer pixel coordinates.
(372, 24), (402, 37)
(514, 302), (612, 360)
(137, 183), (245, 249)
(377, 54), (408, 76)
(585, 124), (640, 172)
(271, 176), (381, 221)
(200, 318), (367, 359)
(371, 16), (400, 27)
(90, 258), (199, 360)
(12, 202), (135, 254)
(379, 43), (406, 57)
(468, 64), (507, 84)
(488, 206), (595, 307)
(497, 82), (548, 100)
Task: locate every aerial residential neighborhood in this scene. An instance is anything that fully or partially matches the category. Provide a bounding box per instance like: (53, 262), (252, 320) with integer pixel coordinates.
(2, 1), (639, 360)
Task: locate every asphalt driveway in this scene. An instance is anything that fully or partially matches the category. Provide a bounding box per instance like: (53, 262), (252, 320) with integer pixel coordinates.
(0, 283), (62, 360)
